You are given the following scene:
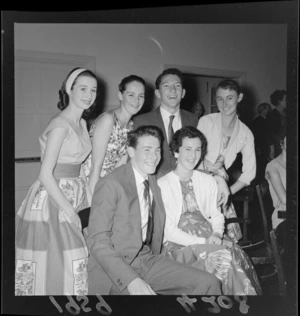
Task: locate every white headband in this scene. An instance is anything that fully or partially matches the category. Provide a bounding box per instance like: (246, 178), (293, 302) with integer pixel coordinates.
(65, 68), (87, 94)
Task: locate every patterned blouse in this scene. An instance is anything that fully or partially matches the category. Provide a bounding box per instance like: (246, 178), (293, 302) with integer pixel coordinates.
(84, 112), (133, 178)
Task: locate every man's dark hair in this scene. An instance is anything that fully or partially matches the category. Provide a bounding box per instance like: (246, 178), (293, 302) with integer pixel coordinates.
(216, 79), (241, 95)
(128, 125), (163, 148)
(155, 68), (184, 90)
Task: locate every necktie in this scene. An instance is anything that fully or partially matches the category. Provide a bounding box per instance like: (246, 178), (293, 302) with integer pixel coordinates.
(143, 179), (154, 246)
(168, 115), (175, 143)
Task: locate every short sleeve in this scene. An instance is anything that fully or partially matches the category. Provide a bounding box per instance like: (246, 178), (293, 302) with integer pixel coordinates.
(43, 116), (70, 140)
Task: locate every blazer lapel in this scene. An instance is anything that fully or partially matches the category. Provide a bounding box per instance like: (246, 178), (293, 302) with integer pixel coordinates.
(155, 107), (168, 141)
(123, 163), (143, 243)
(180, 110), (189, 127)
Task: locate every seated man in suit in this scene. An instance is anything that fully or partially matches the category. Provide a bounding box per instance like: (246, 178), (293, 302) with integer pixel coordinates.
(133, 68), (229, 207)
(87, 125), (222, 295)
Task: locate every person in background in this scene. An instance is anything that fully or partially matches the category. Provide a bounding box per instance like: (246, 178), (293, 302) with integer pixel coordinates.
(251, 102), (272, 182)
(133, 68), (230, 207)
(158, 126), (261, 295)
(15, 68), (98, 295)
(197, 79), (256, 242)
(265, 134), (286, 272)
(87, 125), (222, 295)
(191, 101), (205, 120)
(83, 75), (146, 195)
(265, 134), (286, 231)
(266, 89), (286, 160)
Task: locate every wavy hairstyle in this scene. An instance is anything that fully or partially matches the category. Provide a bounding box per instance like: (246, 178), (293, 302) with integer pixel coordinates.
(170, 126), (208, 164)
(118, 75), (146, 93)
(57, 67), (98, 119)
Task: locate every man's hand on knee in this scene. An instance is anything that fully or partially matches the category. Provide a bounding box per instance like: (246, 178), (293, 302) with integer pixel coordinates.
(127, 277), (157, 295)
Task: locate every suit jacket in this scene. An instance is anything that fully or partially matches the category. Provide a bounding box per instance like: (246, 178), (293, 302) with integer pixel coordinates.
(87, 162), (166, 293)
(133, 107), (198, 178)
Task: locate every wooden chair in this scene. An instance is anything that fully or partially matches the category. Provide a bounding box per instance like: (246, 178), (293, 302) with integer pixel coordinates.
(225, 180), (287, 294)
(255, 179), (287, 294)
(270, 228), (287, 295)
(230, 185), (254, 241)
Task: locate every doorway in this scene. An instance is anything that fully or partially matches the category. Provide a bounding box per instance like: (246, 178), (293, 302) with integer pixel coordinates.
(164, 64), (246, 116)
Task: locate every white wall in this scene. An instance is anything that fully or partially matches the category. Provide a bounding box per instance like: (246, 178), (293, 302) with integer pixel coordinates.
(15, 23), (287, 112)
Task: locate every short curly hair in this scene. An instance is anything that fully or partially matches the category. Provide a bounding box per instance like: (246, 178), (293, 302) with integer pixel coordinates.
(170, 126), (207, 165)
(270, 89), (286, 107)
(57, 67), (98, 119)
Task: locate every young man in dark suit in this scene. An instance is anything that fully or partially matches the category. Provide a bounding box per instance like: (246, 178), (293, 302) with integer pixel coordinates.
(133, 68), (198, 179)
(87, 125), (222, 295)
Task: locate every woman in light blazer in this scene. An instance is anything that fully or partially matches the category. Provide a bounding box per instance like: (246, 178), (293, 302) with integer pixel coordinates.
(158, 126), (261, 295)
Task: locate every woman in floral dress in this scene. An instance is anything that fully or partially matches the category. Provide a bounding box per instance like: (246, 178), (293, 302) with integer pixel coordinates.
(83, 75), (146, 194)
(197, 79), (256, 242)
(15, 68), (97, 295)
(158, 126), (261, 295)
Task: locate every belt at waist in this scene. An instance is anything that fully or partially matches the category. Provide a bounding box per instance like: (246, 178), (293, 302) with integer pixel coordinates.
(53, 163), (81, 178)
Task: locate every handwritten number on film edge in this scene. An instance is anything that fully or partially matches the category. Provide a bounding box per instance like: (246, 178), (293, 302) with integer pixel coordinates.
(49, 295), (112, 315)
(177, 294), (249, 314)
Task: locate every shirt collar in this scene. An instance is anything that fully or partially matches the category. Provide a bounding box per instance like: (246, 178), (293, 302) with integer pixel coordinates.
(160, 106), (180, 121)
(131, 163), (148, 187)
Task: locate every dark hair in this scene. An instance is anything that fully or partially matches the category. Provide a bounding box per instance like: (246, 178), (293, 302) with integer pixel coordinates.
(57, 67), (98, 119)
(155, 68), (184, 89)
(127, 125), (163, 149)
(118, 75), (146, 93)
(257, 102), (271, 114)
(170, 126), (207, 164)
(216, 79), (241, 95)
(270, 89), (286, 107)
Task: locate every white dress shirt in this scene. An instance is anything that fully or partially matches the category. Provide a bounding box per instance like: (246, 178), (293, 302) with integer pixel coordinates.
(132, 166), (153, 242)
(160, 107), (182, 143)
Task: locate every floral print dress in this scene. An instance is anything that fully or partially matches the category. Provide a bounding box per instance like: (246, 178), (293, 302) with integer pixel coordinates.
(15, 116), (91, 295)
(162, 179), (262, 295)
(83, 112), (133, 179)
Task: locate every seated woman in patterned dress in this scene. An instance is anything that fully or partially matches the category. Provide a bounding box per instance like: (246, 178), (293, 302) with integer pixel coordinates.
(158, 126), (262, 295)
(15, 68), (98, 295)
(83, 75), (146, 194)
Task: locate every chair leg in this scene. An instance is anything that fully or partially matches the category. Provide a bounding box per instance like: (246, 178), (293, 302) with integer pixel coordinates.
(270, 230), (287, 295)
(243, 201), (249, 241)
